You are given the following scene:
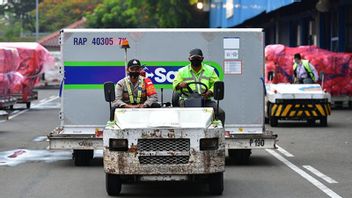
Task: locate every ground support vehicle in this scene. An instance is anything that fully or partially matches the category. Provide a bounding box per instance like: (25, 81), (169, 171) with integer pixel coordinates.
(266, 83), (331, 127)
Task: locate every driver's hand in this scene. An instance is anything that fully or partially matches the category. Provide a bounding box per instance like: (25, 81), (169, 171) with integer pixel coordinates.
(202, 90), (213, 98)
(178, 82), (188, 89)
(138, 104), (145, 108)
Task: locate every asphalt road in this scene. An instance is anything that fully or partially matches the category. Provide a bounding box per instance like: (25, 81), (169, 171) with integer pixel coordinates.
(0, 89), (351, 198)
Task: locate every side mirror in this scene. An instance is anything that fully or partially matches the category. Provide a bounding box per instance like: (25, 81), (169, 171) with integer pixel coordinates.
(104, 82), (115, 102)
(213, 81), (224, 100)
(267, 71), (274, 81)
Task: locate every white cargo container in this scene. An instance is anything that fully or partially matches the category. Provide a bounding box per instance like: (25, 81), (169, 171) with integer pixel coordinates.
(48, 28), (277, 166)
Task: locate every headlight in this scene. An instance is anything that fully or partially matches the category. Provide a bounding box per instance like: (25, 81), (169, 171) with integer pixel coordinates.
(200, 138), (218, 150)
(109, 139), (128, 151)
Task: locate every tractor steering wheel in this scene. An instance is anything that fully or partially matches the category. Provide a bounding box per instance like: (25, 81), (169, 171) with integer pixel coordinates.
(180, 81), (208, 97)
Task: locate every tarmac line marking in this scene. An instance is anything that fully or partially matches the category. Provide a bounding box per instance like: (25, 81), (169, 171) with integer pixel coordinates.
(277, 145), (295, 157)
(303, 165), (338, 184)
(39, 98), (48, 103)
(8, 109), (29, 120)
(266, 149), (343, 198)
(32, 96), (59, 108)
(5, 96), (59, 121)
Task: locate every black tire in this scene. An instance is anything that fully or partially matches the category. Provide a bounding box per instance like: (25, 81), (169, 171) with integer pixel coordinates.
(26, 102), (31, 109)
(270, 117), (278, 127)
(73, 150), (94, 166)
(307, 119), (315, 126)
(208, 172), (223, 195)
(264, 117), (269, 124)
(320, 116), (328, 127)
(268, 102), (278, 127)
(228, 149), (251, 165)
(10, 105), (14, 110)
(106, 173), (122, 196)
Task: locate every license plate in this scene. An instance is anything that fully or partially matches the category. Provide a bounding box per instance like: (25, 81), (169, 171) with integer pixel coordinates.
(249, 138), (265, 147)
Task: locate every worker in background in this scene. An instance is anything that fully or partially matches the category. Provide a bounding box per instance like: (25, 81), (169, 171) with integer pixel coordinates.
(113, 59), (159, 108)
(173, 48), (225, 125)
(293, 53), (319, 84)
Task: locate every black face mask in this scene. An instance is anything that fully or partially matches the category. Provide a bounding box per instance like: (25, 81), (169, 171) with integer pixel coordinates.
(129, 72), (140, 79)
(191, 59), (202, 68)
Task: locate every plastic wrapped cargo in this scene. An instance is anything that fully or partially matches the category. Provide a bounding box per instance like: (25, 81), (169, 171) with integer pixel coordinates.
(0, 43), (54, 101)
(265, 44), (352, 96)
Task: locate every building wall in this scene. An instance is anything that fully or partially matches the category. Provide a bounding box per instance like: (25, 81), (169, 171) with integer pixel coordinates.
(210, 0), (352, 52)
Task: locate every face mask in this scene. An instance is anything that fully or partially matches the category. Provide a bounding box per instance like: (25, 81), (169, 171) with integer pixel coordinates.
(129, 72), (140, 79)
(191, 59), (202, 68)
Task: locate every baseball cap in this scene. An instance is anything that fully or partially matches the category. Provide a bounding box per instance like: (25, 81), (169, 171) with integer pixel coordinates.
(127, 59), (141, 68)
(189, 48), (203, 58)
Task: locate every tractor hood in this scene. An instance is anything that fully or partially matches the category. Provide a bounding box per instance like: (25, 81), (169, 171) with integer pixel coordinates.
(113, 108), (214, 129)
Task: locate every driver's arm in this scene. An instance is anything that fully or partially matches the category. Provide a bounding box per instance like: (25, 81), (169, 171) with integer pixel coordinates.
(172, 71), (183, 90)
(112, 79), (127, 108)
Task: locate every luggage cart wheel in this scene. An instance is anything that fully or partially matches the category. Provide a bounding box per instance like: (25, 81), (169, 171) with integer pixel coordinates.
(228, 149), (251, 165)
(73, 149), (94, 166)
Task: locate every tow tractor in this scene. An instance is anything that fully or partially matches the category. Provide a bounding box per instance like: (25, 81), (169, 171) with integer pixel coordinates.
(103, 80), (225, 195)
(265, 71), (331, 127)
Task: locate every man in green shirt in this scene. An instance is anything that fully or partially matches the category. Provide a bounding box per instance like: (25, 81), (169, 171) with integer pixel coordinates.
(173, 48), (225, 125)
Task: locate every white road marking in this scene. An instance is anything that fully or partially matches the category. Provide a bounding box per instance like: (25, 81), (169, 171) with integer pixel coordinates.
(39, 98), (48, 103)
(32, 96), (59, 108)
(266, 149), (343, 198)
(277, 145), (295, 157)
(8, 109), (29, 120)
(303, 165), (338, 184)
(1, 96), (59, 122)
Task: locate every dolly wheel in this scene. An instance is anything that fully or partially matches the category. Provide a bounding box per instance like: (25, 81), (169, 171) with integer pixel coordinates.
(73, 150), (94, 166)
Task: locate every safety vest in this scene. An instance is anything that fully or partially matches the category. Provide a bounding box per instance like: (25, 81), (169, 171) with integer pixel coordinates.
(124, 77), (145, 104)
(293, 60), (315, 81)
(177, 64), (216, 94)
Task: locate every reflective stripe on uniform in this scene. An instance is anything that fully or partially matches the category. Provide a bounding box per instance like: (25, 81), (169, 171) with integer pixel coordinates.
(190, 70), (204, 94)
(124, 78), (144, 104)
(125, 79), (134, 104)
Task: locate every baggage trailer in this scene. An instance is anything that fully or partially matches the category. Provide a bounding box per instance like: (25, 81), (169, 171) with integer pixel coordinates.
(266, 83), (331, 127)
(11, 90), (38, 109)
(0, 96), (17, 120)
(48, 28), (277, 167)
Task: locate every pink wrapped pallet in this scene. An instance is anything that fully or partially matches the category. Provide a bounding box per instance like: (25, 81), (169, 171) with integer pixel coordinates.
(0, 47), (19, 109)
(0, 43), (54, 105)
(265, 44), (352, 96)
